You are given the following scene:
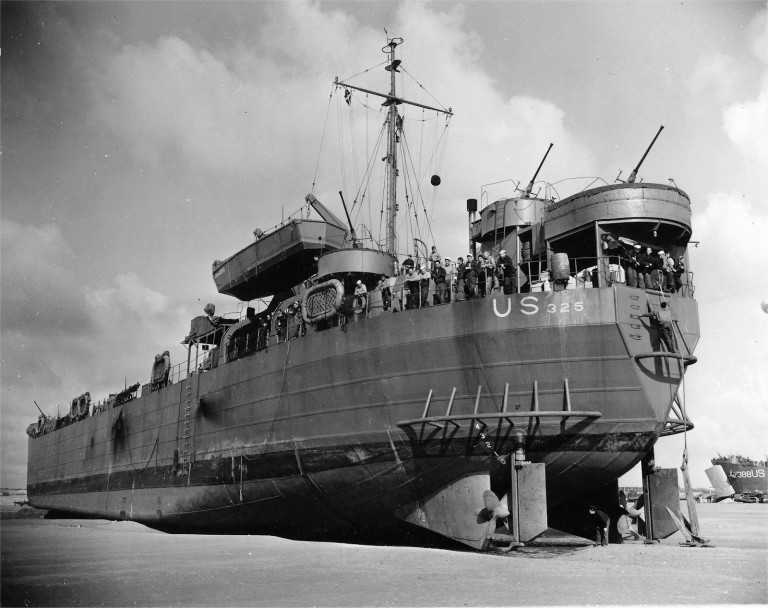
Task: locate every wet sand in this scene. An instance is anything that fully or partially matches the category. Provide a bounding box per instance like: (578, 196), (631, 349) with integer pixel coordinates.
(1, 501), (766, 607)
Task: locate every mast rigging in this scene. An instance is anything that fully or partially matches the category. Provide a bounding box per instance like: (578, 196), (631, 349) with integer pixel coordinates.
(334, 36), (452, 255)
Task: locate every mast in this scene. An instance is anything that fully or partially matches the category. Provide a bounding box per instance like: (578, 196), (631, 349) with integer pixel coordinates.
(384, 38), (401, 254)
(333, 37), (452, 256)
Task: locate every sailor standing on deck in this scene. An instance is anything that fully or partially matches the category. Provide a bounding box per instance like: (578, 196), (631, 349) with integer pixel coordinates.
(258, 314), (271, 349)
(661, 251), (675, 293)
(473, 254), (487, 298)
(464, 255), (477, 299)
(404, 266), (419, 310)
(418, 264), (431, 308)
(673, 256), (685, 294)
(354, 280), (368, 314)
(429, 246), (441, 274)
(626, 244), (641, 288)
(433, 259), (448, 304)
(275, 309), (287, 342)
(402, 253), (415, 275)
(650, 250), (665, 291)
(455, 257), (466, 302)
(377, 275), (392, 311)
(497, 250), (515, 294)
(640, 247), (656, 289)
(443, 258), (454, 303)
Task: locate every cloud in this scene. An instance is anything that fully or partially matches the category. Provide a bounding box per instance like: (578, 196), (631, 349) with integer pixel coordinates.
(746, 8), (767, 63)
(85, 1), (593, 254)
(693, 191), (768, 299)
(722, 85), (768, 178)
(0, 222), (197, 486)
(657, 9), (768, 485)
(91, 36), (262, 172)
(687, 52), (745, 102)
(0, 220), (96, 337)
(89, 272), (170, 318)
(718, 9), (767, 191)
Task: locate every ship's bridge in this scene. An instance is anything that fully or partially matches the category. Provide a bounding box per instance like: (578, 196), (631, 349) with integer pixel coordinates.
(470, 182), (693, 293)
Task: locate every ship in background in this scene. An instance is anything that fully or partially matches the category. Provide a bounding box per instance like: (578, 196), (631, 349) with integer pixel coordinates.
(26, 37), (700, 550)
(707, 455), (767, 502)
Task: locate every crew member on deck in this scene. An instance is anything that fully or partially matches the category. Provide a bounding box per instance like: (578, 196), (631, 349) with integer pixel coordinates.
(418, 265), (431, 308)
(497, 249), (515, 295)
(661, 251), (675, 293)
(473, 254), (486, 298)
(673, 256), (685, 294)
(258, 314), (270, 349)
(404, 266), (419, 310)
(650, 249), (664, 291)
(433, 260), (448, 304)
(429, 246), (441, 273)
(378, 275), (392, 311)
(639, 247), (655, 289)
(275, 310), (287, 342)
(455, 257), (466, 302)
(402, 254), (415, 275)
(443, 258), (454, 303)
(464, 254), (477, 299)
(354, 280), (368, 314)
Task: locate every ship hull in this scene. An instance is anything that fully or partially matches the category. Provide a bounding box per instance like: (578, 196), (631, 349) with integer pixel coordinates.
(27, 286), (699, 542)
(712, 459), (767, 496)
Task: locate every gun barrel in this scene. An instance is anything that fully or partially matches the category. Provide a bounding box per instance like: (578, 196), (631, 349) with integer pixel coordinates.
(338, 191), (357, 238)
(628, 125), (664, 183)
(524, 143), (554, 195)
(33, 400), (46, 418)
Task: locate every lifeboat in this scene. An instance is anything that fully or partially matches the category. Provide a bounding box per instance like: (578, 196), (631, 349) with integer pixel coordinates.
(212, 194), (348, 300)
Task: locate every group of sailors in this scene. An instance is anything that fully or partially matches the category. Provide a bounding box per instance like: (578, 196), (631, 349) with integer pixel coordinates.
(395, 246), (517, 309)
(215, 239), (690, 360)
(602, 235), (686, 293)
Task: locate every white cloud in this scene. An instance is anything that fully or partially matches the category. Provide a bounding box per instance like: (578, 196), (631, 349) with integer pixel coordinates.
(722, 9), (768, 190)
(747, 8), (767, 63)
(89, 272), (169, 317)
(694, 191), (768, 299)
(687, 52), (744, 102)
(0, 220), (96, 336)
(722, 86), (768, 174)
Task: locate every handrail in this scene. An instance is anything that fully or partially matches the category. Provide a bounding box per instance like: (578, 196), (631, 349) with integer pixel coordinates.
(634, 352), (697, 366)
(397, 410), (602, 429)
(661, 416), (695, 436)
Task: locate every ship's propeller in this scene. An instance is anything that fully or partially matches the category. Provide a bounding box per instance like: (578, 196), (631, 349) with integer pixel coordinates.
(475, 490), (510, 522)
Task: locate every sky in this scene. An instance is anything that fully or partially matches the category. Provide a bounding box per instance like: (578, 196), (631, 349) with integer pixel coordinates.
(1, 0), (767, 492)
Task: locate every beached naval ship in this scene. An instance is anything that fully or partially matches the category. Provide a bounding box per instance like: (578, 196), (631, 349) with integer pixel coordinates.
(26, 37), (700, 549)
(710, 455), (767, 501)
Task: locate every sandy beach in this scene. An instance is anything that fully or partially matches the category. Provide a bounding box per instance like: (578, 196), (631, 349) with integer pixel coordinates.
(1, 498), (766, 607)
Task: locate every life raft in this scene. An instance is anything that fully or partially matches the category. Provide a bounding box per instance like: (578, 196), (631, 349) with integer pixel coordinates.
(303, 279), (344, 323)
